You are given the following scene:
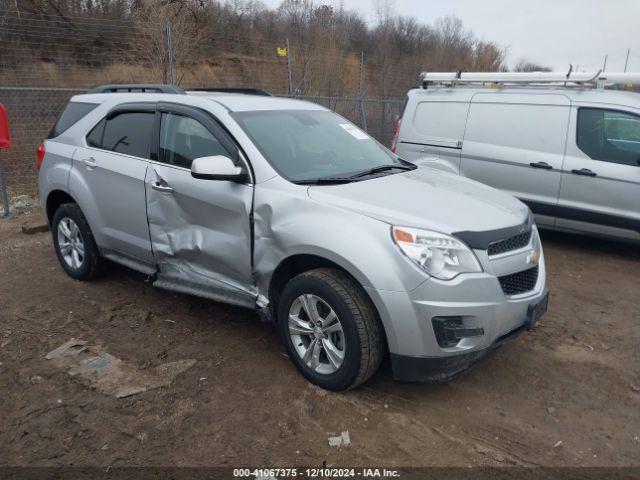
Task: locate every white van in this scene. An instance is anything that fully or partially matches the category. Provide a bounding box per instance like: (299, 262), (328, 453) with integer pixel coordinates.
(393, 75), (640, 243)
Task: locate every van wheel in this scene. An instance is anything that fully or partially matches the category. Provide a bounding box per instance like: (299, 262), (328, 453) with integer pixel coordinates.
(52, 203), (105, 280)
(277, 268), (384, 391)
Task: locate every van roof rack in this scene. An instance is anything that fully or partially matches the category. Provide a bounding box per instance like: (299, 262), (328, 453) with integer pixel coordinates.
(189, 88), (272, 96)
(88, 84), (185, 94)
(420, 70), (640, 89)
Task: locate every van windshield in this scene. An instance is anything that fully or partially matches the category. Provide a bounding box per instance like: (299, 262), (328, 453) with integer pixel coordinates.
(232, 109), (411, 183)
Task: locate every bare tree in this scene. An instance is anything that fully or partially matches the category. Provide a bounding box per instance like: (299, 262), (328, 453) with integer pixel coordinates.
(3, 0), (509, 94)
(514, 59), (552, 72)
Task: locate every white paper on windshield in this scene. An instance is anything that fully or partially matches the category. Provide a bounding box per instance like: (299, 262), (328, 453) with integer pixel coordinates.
(339, 123), (370, 140)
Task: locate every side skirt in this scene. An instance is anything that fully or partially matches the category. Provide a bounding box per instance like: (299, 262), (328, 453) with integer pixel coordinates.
(153, 275), (257, 310)
(101, 248), (157, 276)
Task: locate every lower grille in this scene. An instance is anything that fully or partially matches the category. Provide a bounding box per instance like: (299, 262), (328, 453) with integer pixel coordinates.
(498, 266), (539, 296)
(488, 229), (532, 256)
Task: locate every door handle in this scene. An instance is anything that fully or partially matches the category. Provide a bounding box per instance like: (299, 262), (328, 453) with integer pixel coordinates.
(571, 168), (597, 177)
(529, 161), (553, 170)
(152, 181), (174, 193)
(82, 157), (97, 169)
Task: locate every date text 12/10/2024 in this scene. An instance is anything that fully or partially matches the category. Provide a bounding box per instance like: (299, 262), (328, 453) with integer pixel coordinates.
(233, 468), (401, 478)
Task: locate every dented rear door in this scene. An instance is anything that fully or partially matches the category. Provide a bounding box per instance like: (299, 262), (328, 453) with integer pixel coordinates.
(145, 103), (256, 308)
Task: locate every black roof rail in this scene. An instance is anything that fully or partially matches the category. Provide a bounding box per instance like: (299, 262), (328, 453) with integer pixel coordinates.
(88, 84), (185, 94)
(189, 87), (272, 96)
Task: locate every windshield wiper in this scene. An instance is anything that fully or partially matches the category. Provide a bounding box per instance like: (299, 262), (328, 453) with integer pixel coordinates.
(348, 164), (414, 179)
(293, 164), (415, 185)
(292, 177), (356, 185)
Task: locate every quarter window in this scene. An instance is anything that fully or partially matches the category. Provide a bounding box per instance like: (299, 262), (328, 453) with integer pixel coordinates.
(577, 108), (640, 166)
(48, 102), (98, 139)
(86, 119), (105, 148)
(159, 113), (231, 168)
(89, 111), (154, 159)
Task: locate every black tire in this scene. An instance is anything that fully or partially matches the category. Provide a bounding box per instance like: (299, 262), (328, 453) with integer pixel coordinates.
(277, 268), (384, 391)
(52, 203), (105, 280)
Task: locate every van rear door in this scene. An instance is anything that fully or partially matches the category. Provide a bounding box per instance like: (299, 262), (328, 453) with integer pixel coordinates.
(460, 93), (571, 227)
(396, 94), (470, 173)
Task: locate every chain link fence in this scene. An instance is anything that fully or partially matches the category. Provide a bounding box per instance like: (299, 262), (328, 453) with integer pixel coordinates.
(0, 13), (408, 213)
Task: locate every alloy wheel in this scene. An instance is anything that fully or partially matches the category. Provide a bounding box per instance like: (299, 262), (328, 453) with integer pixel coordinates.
(57, 217), (85, 269)
(288, 294), (346, 374)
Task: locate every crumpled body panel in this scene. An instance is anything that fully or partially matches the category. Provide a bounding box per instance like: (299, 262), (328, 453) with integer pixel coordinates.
(145, 164), (257, 308)
(252, 176), (429, 300)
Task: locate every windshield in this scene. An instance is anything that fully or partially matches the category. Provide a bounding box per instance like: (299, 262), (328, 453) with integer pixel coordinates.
(232, 109), (407, 182)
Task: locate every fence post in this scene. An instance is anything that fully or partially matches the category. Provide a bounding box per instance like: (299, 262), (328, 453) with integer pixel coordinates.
(166, 22), (175, 85)
(358, 51), (367, 131)
(285, 38), (293, 96)
(0, 154), (9, 217)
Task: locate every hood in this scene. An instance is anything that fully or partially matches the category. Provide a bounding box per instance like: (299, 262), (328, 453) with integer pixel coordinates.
(307, 166), (529, 235)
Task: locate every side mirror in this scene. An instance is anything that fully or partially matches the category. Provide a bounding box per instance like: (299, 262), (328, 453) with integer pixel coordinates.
(191, 155), (247, 182)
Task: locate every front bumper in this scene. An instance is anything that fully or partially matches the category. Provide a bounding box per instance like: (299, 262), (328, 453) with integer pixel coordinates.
(364, 234), (548, 383)
(390, 314), (535, 382)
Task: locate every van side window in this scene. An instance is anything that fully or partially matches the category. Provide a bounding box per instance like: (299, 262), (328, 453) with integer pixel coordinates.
(98, 112), (154, 159)
(412, 101), (469, 145)
(159, 113), (231, 168)
(577, 108), (640, 166)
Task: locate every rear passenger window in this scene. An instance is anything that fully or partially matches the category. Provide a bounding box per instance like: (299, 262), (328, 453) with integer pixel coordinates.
(577, 108), (640, 166)
(48, 102), (98, 139)
(100, 112), (154, 159)
(159, 113), (231, 168)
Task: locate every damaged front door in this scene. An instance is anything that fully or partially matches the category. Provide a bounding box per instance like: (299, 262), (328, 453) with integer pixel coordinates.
(145, 104), (256, 308)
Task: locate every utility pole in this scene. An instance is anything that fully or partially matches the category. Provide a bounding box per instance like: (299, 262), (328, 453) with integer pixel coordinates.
(624, 48), (630, 72)
(357, 51), (367, 132)
(0, 154), (9, 217)
(602, 54), (608, 72)
(166, 22), (175, 85)
(285, 38), (293, 96)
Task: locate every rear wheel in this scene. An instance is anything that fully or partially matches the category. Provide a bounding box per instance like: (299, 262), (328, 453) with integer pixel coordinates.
(52, 203), (105, 280)
(277, 268), (384, 391)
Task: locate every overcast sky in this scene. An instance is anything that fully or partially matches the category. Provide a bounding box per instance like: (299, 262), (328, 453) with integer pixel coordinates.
(259, 0), (639, 72)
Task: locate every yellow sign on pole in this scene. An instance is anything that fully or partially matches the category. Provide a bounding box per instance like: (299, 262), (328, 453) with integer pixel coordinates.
(277, 47), (288, 58)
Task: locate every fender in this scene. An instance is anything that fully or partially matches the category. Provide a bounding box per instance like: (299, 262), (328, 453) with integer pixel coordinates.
(66, 157), (108, 246)
(252, 183), (428, 299)
(413, 156), (459, 175)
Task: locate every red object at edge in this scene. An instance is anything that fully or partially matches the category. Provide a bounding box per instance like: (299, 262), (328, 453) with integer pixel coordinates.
(0, 103), (10, 149)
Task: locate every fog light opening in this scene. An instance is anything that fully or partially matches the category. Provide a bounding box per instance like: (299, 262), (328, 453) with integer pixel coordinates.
(432, 316), (484, 348)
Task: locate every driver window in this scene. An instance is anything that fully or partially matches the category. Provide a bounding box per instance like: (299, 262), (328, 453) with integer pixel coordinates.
(577, 108), (640, 166)
(159, 113), (230, 168)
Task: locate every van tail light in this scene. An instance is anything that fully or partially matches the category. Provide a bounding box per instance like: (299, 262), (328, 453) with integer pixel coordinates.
(37, 143), (45, 170)
(391, 118), (401, 153)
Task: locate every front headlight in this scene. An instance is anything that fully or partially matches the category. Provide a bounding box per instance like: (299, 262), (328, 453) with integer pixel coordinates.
(392, 226), (482, 280)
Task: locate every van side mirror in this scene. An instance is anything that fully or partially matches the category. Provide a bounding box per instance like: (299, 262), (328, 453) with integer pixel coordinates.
(191, 155), (247, 182)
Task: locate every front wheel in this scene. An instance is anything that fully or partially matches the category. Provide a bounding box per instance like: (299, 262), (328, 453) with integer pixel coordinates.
(277, 268), (384, 391)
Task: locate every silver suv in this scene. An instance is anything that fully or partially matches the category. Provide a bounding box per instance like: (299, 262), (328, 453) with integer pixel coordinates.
(38, 84), (549, 390)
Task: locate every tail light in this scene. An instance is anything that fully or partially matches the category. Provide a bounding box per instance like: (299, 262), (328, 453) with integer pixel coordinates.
(390, 117), (401, 153)
(37, 143), (45, 170)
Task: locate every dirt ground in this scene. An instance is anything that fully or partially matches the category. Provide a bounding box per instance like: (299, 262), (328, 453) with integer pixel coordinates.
(0, 211), (638, 468)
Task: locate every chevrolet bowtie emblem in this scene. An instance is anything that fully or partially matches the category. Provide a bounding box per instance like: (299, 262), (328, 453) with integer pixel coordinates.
(526, 250), (540, 265)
